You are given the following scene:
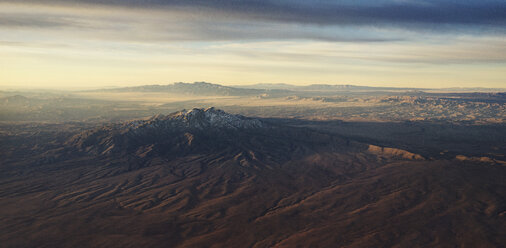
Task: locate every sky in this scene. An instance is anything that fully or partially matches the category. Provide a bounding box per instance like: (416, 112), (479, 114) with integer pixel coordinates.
(1, 0), (505, 89)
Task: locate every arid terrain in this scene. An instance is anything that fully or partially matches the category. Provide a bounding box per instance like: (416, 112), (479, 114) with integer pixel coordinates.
(1, 83), (505, 247)
(2, 82), (505, 123)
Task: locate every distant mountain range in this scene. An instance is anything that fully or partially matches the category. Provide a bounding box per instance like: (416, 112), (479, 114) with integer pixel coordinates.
(93, 82), (505, 96)
(96, 82), (266, 96)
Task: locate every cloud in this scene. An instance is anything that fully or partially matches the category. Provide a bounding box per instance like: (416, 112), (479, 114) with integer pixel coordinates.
(1, 0), (505, 31)
(1, 0), (506, 89)
(0, 0), (504, 45)
(207, 37), (506, 65)
(0, 3), (406, 43)
(0, 14), (70, 28)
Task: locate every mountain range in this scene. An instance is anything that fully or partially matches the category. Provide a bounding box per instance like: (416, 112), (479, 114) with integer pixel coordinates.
(96, 82), (266, 96)
(93, 82), (505, 96)
(1, 108), (504, 247)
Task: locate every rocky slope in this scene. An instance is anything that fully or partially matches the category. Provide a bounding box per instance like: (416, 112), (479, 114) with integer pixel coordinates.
(0, 109), (504, 248)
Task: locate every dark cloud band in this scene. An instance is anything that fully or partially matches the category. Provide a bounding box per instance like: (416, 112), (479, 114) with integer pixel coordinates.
(3, 0), (506, 29)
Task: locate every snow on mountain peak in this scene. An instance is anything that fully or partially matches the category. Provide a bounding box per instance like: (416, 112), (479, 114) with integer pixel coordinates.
(124, 107), (263, 131)
(170, 107), (263, 129)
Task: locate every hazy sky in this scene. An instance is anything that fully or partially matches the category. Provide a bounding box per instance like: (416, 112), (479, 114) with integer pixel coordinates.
(1, 0), (505, 89)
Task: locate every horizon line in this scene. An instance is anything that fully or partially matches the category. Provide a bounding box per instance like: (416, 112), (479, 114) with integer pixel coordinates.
(1, 81), (505, 92)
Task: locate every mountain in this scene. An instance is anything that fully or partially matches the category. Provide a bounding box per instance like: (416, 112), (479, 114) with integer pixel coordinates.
(97, 82), (267, 96)
(65, 107), (271, 158)
(1, 108), (505, 248)
(63, 108), (365, 166)
(94, 82), (421, 98)
(91, 82), (506, 97)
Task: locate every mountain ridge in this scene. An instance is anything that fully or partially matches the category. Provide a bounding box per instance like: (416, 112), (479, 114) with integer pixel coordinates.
(1, 109), (505, 248)
(87, 82), (506, 96)
(94, 82), (266, 96)
(62, 108), (429, 165)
